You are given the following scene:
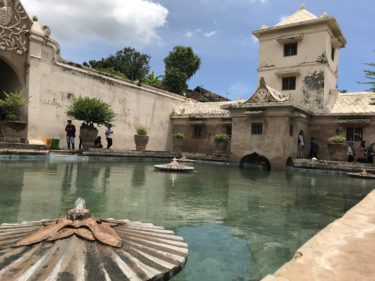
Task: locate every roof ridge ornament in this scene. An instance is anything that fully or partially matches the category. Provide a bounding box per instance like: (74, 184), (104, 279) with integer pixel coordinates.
(15, 198), (126, 248)
(299, 3), (305, 10)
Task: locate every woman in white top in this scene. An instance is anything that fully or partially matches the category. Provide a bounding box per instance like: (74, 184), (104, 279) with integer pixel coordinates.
(105, 125), (113, 149)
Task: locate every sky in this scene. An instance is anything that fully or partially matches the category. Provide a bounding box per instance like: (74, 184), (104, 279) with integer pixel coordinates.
(22, 0), (375, 100)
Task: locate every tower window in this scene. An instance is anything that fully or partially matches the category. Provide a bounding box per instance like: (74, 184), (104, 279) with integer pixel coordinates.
(331, 47), (335, 61)
(284, 42), (297, 56)
(282, 77), (296, 90)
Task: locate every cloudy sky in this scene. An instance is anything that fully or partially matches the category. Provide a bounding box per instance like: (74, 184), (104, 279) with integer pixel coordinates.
(23, 0), (374, 100)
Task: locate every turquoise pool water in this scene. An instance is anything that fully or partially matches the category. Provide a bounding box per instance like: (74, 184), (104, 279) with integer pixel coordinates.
(0, 160), (372, 280)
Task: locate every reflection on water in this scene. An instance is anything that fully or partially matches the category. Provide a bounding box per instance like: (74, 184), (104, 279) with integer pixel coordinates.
(0, 161), (373, 280)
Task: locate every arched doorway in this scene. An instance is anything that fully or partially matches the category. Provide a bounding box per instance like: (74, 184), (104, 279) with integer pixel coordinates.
(0, 59), (22, 98)
(239, 152), (271, 170)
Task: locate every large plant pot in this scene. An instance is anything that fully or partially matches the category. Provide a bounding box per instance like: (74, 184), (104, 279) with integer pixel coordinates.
(80, 126), (98, 150)
(327, 143), (347, 161)
(215, 141), (228, 154)
(0, 120), (27, 143)
(173, 139), (184, 153)
(134, 135), (149, 151)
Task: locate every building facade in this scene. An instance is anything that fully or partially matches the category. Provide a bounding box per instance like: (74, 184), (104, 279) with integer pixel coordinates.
(171, 5), (375, 169)
(1, 2), (374, 169)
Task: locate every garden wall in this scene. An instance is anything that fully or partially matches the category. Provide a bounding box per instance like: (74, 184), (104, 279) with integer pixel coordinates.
(26, 30), (186, 151)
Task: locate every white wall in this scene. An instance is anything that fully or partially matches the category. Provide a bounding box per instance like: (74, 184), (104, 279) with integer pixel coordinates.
(26, 37), (186, 151)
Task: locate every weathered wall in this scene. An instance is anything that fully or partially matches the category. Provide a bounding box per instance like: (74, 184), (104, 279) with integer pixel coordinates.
(310, 116), (375, 161)
(257, 22), (342, 113)
(172, 118), (231, 154)
(26, 28), (186, 151)
(229, 106), (310, 170)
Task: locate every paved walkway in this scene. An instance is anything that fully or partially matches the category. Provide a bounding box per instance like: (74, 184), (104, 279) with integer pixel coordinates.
(262, 190), (375, 281)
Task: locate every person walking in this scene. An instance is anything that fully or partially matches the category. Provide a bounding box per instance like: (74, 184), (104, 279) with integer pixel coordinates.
(65, 120), (76, 150)
(105, 124), (113, 149)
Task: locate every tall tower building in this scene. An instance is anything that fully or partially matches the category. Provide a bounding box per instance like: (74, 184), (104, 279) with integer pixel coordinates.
(252, 4), (346, 112)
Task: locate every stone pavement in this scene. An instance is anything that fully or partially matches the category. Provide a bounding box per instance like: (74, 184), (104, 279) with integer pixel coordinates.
(262, 190), (375, 281)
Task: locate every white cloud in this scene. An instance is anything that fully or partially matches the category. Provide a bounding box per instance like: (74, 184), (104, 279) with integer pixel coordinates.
(22, 0), (169, 46)
(251, 34), (258, 43)
(204, 31), (217, 38)
(185, 31), (194, 38)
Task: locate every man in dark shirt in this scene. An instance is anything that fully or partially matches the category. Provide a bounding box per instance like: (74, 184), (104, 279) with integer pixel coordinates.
(65, 120), (76, 150)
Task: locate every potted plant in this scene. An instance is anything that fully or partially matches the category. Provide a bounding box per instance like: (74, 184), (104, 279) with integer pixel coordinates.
(0, 91), (29, 143)
(327, 134), (346, 161)
(214, 133), (230, 154)
(134, 125), (149, 151)
(66, 97), (116, 150)
(172, 132), (184, 153)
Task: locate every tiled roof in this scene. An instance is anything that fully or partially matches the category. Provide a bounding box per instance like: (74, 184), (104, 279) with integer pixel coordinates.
(172, 101), (237, 117)
(330, 92), (375, 114)
(275, 7), (317, 27)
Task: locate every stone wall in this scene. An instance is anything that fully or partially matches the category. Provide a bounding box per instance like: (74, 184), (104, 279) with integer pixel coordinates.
(25, 26), (185, 151)
(229, 106), (310, 170)
(172, 118), (231, 154)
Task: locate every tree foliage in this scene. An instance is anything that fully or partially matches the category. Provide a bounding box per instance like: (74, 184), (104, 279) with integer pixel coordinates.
(359, 51), (375, 92)
(0, 91), (29, 121)
(162, 67), (188, 95)
(163, 46), (201, 95)
(143, 72), (163, 89)
(363, 62), (375, 92)
(84, 47), (151, 81)
(66, 96), (116, 128)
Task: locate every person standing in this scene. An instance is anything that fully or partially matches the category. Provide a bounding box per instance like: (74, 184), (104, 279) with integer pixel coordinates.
(65, 120), (76, 150)
(297, 130), (305, 158)
(105, 124), (113, 149)
(309, 137), (319, 159)
(347, 142), (355, 162)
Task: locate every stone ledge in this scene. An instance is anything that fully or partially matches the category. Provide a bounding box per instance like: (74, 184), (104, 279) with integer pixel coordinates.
(293, 158), (375, 173)
(261, 190), (375, 281)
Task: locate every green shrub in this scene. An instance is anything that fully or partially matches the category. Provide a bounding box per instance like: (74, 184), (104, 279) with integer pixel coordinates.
(136, 125), (148, 136)
(328, 135), (346, 143)
(172, 132), (184, 139)
(0, 91), (29, 121)
(214, 133), (230, 143)
(66, 96), (116, 128)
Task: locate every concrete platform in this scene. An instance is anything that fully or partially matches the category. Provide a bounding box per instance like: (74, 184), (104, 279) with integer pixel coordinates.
(262, 190), (375, 281)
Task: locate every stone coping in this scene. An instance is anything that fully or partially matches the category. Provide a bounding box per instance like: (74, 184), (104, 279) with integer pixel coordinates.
(262, 190), (375, 281)
(293, 158), (375, 173)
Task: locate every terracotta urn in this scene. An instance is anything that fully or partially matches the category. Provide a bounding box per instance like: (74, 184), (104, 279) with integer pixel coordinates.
(134, 135), (149, 151)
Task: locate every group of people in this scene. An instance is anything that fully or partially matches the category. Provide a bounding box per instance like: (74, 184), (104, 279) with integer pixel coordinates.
(346, 141), (374, 163)
(65, 120), (113, 150)
(297, 131), (319, 159)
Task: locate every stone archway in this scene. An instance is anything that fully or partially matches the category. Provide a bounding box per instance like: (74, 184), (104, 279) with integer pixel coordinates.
(0, 59), (22, 97)
(239, 152), (271, 170)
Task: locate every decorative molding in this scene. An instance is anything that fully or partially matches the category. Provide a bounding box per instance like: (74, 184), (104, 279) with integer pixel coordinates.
(245, 77), (289, 104)
(0, 0), (30, 55)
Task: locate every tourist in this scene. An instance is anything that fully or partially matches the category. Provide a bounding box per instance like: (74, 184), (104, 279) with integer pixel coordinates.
(367, 143), (374, 163)
(105, 124), (113, 149)
(309, 137), (319, 159)
(65, 120), (76, 150)
(94, 136), (103, 148)
(297, 130), (305, 158)
(347, 142), (355, 162)
(357, 140), (367, 163)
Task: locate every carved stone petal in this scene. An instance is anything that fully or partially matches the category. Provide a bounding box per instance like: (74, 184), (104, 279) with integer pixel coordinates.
(15, 219), (71, 246)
